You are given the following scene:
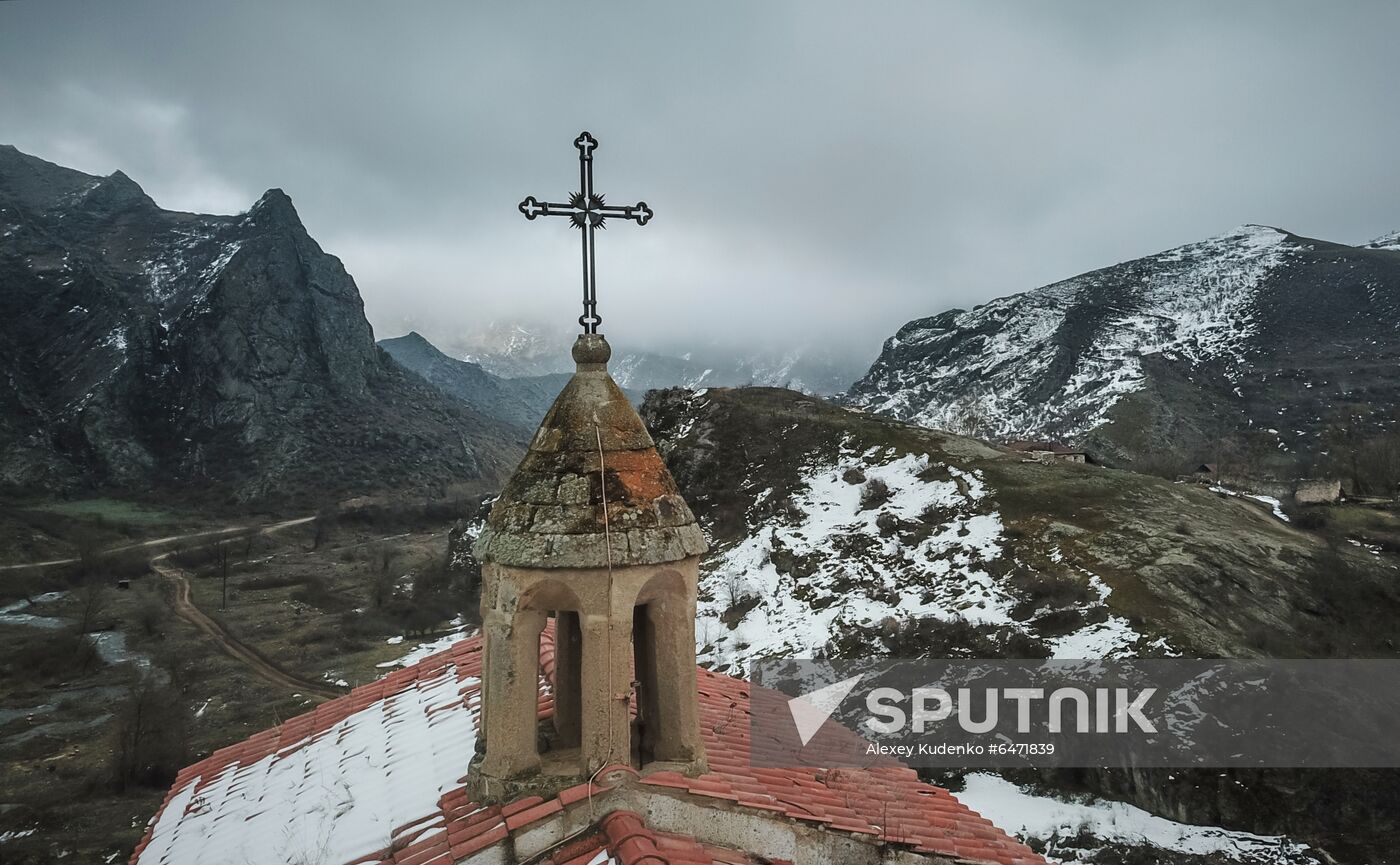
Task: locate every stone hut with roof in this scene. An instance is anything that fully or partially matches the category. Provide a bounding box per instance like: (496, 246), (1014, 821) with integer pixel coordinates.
(128, 332), (1044, 865)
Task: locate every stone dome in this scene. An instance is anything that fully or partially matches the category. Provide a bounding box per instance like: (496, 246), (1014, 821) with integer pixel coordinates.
(473, 334), (707, 569)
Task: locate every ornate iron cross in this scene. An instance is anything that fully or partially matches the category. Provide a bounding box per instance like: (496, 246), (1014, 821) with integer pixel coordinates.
(519, 131), (652, 334)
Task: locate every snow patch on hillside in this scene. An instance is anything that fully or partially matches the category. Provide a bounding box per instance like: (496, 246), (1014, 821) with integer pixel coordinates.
(143, 229), (241, 306)
(1363, 230), (1400, 251)
(958, 773), (1318, 864)
(697, 445), (1014, 671)
(377, 618), (476, 669)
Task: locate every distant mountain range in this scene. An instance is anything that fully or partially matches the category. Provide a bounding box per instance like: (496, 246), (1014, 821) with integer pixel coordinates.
(438, 319), (870, 396)
(379, 332), (571, 430)
(11, 139), (1400, 499)
(847, 225), (1400, 480)
(0, 145), (521, 503)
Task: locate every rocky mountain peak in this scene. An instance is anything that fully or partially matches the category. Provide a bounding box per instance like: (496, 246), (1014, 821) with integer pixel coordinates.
(246, 187), (304, 229)
(0, 144), (106, 212)
(78, 169), (156, 214)
(0, 148), (520, 502)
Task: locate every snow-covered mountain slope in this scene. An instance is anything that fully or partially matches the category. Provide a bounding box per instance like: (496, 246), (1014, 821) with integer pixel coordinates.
(639, 387), (1400, 668)
(846, 225), (1400, 474)
(1364, 230), (1400, 251)
(448, 386), (1400, 861)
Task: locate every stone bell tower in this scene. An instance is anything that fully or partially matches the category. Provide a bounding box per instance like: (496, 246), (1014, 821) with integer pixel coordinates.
(469, 333), (709, 800)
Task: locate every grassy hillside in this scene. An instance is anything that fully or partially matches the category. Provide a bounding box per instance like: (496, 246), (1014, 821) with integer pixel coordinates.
(642, 386), (1400, 664)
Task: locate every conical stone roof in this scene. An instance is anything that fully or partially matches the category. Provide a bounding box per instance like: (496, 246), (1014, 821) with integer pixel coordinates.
(473, 334), (707, 569)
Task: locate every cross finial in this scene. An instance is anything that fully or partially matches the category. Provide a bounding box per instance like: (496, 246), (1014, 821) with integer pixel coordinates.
(518, 131), (652, 334)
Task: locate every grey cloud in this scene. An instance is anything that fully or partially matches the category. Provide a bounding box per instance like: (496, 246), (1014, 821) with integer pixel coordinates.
(2, 0), (1397, 358)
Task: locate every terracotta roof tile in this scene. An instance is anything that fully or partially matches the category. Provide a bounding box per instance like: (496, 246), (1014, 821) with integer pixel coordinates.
(131, 634), (1043, 865)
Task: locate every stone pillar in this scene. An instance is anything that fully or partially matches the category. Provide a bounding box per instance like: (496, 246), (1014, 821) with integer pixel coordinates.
(479, 608), (547, 780)
(646, 588), (705, 767)
(552, 611), (583, 748)
(580, 610), (633, 772)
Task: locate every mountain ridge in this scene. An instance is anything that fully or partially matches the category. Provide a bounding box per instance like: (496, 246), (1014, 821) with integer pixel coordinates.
(378, 331), (576, 430)
(846, 223), (1400, 480)
(439, 318), (871, 396)
(0, 145), (522, 503)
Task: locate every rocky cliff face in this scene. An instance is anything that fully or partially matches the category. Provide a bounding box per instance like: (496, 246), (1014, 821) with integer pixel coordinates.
(846, 225), (1400, 476)
(0, 145), (521, 502)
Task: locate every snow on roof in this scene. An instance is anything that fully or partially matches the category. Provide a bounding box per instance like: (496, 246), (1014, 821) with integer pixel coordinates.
(133, 654), (480, 865)
(131, 635), (1043, 865)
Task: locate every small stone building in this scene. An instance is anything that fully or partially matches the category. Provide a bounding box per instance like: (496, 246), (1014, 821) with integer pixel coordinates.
(1006, 440), (1088, 464)
(1294, 478), (1342, 505)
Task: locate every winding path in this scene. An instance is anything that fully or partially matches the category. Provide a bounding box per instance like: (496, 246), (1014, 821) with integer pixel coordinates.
(151, 550), (342, 701)
(3, 513), (345, 702)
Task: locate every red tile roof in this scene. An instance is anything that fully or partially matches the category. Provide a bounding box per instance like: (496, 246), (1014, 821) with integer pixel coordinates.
(131, 635), (1043, 865)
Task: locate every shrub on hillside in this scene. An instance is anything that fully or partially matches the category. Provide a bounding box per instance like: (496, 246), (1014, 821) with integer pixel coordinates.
(859, 478), (891, 510)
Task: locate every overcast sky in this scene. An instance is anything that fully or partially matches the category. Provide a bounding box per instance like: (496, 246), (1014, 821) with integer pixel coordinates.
(2, 1), (1397, 360)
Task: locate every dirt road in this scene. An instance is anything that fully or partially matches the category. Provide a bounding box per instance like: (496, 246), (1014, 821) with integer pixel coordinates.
(151, 551), (342, 701)
(4, 513), (343, 702)
(0, 516), (317, 572)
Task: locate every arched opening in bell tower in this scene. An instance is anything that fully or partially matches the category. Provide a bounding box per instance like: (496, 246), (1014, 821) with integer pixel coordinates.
(632, 601), (659, 768)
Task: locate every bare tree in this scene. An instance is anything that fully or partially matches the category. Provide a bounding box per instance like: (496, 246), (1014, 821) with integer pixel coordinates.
(75, 580), (109, 635)
(369, 543), (399, 609)
(312, 504), (338, 551)
(721, 567), (747, 615)
(214, 541), (233, 610)
(1356, 431), (1400, 497)
(75, 530), (104, 580)
(110, 677), (191, 790)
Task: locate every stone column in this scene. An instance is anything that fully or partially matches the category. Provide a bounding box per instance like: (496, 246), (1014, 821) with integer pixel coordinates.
(580, 610), (633, 772)
(646, 588), (705, 767)
(479, 608), (547, 779)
